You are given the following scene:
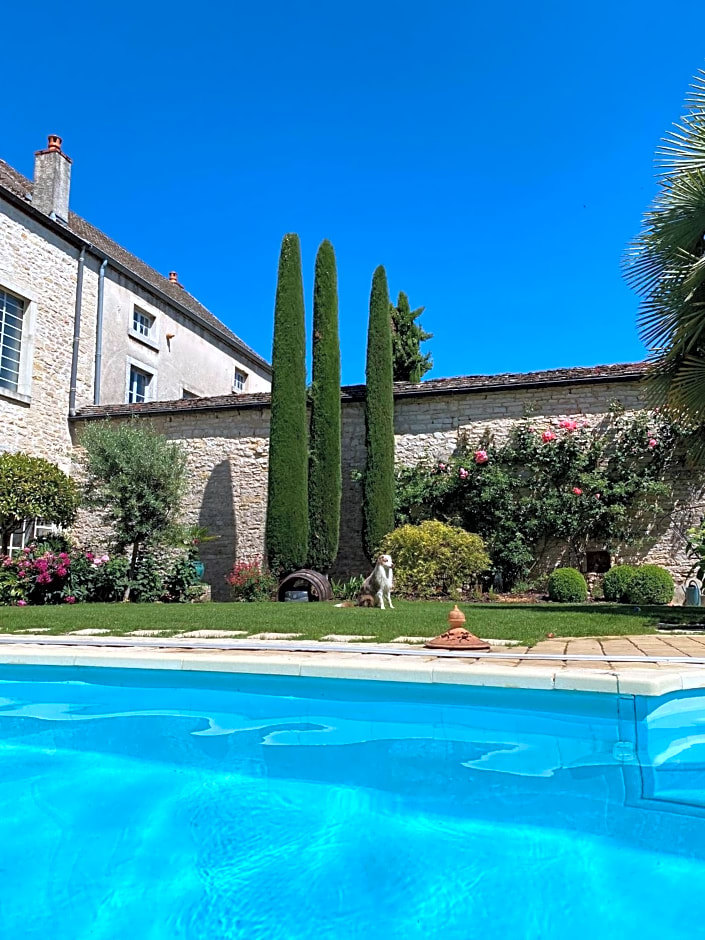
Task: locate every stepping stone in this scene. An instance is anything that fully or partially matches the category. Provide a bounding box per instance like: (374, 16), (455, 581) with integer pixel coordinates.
(69, 629), (111, 635)
(173, 630), (249, 638)
(391, 636), (429, 644)
(15, 627), (52, 633)
(249, 632), (303, 640)
(128, 630), (168, 637)
(320, 634), (376, 642)
(482, 638), (519, 647)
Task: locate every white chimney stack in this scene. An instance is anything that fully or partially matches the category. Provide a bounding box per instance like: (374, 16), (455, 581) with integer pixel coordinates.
(33, 135), (72, 223)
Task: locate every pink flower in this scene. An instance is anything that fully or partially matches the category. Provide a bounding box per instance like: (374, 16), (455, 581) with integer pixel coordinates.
(595, 493), (601, 500)
(459, 467), (469, 479)
(474, 450), (489, 465)
(542, 430), (556, 443)
(56, 566), (68, 578)
(36, 573), (52, 585)
(16, 599), (27, 607)
(64, 595), (76, 604)
(648, 439), (658, 449)
(559, 420), (578, 431)
(99, 554), (110, 563)
(572, 487), (583, 496)
(35, 559), (49, 573)
(85, 551), (95, 561)
(438, 463), (446, 471)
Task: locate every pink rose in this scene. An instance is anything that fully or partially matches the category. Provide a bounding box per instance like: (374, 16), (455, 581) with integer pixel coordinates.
(542, 430), (556, 443)
(559, 420), (578, 431)
(459, 467), (469, 479)
(16, 599), (27, 607)
(572, 487), (583, 496)
(64, 595), (76, 604)
(648, 439), (658, 449)
(474, 450), (489, 465)
(438, 463), (446, 471)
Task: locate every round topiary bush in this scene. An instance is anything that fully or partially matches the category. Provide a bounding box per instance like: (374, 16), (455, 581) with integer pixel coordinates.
(602, 565), (638, 603)
(380, 520), (489, 597)
(626, 565), (674, 605)
(547, 567), (588, 603)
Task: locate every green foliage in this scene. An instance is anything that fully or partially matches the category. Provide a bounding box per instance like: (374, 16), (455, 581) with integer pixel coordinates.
(226, 558), (277, 602)
(363, 266), (396, 560)
(0, 453), (78, 554)
(330, 574), (365, 601)
(380, 520), (490, 597)
(602, 565), (638, 602)
(308, 240), (341, 571)
(266, 233), (309, 575)
(68, 552), (130, 603)
(395, 410), (682, 586)
(79, 419), (187, 598)
(547, 568), (588, 603)
(686, 519), (705, 582)
(390, 291), (433, 383)
(625, 69), (705, 451)
(626, 565), (674, 605)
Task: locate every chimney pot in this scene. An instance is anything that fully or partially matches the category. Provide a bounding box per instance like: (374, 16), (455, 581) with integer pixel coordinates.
(169, 271), (178, 283)
(47, 135), (63, 153)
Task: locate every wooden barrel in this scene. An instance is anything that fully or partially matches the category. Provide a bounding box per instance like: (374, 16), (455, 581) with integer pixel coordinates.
(277, 569), (334, 602)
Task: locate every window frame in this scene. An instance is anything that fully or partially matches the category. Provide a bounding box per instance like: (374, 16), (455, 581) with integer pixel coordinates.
(128, 305), (160, 351)
(0, 275), (37, 405)
(7, 518), (61, 556)
(233, 368), (248, 393)
(125, 357), (157, 404)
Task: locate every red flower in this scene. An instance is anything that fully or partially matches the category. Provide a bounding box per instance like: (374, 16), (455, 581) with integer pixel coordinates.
(648, 439), (658, 450)
(572, 487), (583, 496)
(542, 430), (556, 443)
(474, 450), (488, 465)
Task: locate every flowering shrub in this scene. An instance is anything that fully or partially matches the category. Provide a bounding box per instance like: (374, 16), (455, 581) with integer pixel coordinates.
(226, 558), (277, 602)
(380, 520), (490, 597)
(395, 409), (684, 587)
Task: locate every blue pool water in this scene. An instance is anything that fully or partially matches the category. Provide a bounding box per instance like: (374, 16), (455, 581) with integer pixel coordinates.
(0, 666), (704, 939)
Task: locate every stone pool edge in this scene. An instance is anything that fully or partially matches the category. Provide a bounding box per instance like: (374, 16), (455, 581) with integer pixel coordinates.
(0, 642), (703, 697)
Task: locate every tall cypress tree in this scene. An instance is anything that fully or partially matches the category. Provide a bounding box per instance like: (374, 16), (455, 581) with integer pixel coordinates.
(391, 291), (433, 383)
(363, 265), (396, 560)
(307, 240), (342, 571)
(265, 233), (308, 575)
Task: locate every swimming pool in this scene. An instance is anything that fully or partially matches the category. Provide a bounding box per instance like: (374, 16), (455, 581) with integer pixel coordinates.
(0, 664), (703, 939)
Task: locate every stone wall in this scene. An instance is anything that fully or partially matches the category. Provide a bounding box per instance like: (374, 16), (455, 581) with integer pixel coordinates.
(71, 372), (705, 600)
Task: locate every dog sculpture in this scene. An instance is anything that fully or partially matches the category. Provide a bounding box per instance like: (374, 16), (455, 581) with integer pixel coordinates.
(359, 553), (395, 609)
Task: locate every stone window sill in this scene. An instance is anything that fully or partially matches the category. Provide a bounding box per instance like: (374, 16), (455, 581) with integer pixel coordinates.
(128, 330), (160, 353)
(0, 386), (31, 406)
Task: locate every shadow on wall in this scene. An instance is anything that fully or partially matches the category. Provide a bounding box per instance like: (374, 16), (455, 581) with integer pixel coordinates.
(199, 459), (237, 601)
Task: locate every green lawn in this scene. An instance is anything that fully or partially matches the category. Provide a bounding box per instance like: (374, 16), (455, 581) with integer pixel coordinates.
(0, 600), (701, 647)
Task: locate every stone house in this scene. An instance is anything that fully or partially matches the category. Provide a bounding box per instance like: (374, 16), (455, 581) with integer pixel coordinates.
(0, 135), (270, 552)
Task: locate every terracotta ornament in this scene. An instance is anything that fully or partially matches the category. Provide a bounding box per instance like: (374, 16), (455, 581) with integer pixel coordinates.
(424, 605), (491, 651)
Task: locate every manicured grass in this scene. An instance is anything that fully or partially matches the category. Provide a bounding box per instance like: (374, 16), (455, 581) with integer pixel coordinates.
(0, 599), (702, 646)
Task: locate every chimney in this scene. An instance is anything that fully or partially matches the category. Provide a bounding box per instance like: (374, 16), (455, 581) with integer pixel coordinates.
(33, 135), (72, 223)
(168, 271), (179, 283)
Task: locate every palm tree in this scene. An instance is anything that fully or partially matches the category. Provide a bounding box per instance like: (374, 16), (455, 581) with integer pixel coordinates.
(625, 69), (705, 431)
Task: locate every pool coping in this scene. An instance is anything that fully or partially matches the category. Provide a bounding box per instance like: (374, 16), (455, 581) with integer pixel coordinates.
(0, 638), (703, 697)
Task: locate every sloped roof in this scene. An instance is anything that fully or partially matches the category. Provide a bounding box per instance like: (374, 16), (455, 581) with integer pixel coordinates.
(0, 157), (271, 374)
(73, 361), (648, 419)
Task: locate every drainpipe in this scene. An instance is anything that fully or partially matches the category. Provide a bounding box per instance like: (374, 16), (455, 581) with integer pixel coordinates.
(68, 246), (86, 416)
(93, 259), (108, 405)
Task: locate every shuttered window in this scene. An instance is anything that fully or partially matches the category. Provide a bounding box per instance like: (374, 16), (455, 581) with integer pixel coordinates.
(0, 289), (25, 393)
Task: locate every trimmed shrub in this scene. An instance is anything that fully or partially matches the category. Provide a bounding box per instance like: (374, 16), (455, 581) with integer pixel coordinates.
(266, 233), (309, 575)
(308, 239), (342, 571)
(603, 564), (638, 602)
(626, 565), (674, 605)
(380, 520), (489, 597)
(547, 568), (588, 603)
(363, 266), (395, 561)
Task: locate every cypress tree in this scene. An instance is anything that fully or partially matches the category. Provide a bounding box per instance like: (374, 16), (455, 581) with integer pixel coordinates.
(391, 291), (433, 383)
(265, 233), (308, 575)
(363, 265), (396, 560)
(307, 240), (342, 571)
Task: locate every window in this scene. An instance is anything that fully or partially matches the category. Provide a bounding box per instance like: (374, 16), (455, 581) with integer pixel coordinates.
(234, 369), (248, 392)
(128, 365), (152, 403)
(586, 550), (611, 574)
(0, 289), (25, 394)
(133, 308), (155, 339)
(7, 519), (61, 556)
(181, 389), (198, 399)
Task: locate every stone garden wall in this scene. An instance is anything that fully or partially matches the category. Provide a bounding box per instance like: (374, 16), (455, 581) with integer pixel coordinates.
(71, 368), (705, 600)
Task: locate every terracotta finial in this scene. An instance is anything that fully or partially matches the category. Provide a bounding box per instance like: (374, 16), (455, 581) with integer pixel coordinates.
(448, 604), (466, 627)
(425, 604), (490, 651)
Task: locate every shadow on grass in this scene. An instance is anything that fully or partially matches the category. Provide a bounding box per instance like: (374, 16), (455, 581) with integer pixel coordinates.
(475, 603), (704, 624)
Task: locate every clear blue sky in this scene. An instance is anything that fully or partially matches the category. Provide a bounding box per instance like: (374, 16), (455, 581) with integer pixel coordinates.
(3, 1), (705, 385)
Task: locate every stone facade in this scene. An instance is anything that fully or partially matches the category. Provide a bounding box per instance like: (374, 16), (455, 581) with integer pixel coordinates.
(71, 366), (705, 600)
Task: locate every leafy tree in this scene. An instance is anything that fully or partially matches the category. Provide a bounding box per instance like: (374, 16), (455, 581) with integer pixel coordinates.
(625, 68), (705, 442)
(0, 453), (78, 555)
(79, 420), (187, 600)
(363, 265), (396, 559)
(266, 233), (308, 575)
(307, 239), (341, 571)
(395, 410), (685, 586)
(390, 291), (433, 383)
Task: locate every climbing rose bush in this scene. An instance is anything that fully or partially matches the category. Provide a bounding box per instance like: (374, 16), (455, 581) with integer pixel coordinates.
(395, 408), (685, 587)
